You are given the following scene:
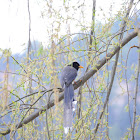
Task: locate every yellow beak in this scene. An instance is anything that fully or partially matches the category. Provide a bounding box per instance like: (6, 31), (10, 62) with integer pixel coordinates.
(79, 65), (83, 68)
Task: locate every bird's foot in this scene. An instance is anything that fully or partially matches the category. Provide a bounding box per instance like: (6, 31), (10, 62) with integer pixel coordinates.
(74, 80), (82, 85)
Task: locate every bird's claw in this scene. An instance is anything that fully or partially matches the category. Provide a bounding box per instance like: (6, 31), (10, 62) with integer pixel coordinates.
(74, 80), (82, 85)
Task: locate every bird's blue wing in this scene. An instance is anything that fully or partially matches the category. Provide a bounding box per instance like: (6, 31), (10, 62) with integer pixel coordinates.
(60, 66), (77, 87)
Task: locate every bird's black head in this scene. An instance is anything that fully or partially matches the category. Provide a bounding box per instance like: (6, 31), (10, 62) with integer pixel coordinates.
(69, 62), (83, 71)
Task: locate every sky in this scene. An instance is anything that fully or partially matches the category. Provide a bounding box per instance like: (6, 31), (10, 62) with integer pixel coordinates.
(0, 0), (139, 54)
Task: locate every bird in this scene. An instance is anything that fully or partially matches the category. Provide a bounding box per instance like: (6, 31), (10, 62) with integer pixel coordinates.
(60, 62), (83, 134)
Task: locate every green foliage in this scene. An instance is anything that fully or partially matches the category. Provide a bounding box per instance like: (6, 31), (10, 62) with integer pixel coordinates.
(0, 0), (139, 139)
(124, 104), (129, 112)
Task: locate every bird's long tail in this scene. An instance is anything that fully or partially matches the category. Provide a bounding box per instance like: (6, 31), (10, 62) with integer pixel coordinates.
(64, 84), (76, 134)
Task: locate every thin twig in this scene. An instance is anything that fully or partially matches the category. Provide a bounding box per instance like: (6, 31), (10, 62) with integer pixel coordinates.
(131, 30), (140, 140)
(93, 50), (120, 136)
(93, 0), (134, 137)
(11, 90), (48, 137)
(10, 56), (27, 74)
(124, 46), (138, 130)
(46, 92), (52, 140)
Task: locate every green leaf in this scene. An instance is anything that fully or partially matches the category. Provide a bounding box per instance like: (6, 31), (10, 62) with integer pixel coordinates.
(37, 46), (44, 56)
(125, 104), (129, 112)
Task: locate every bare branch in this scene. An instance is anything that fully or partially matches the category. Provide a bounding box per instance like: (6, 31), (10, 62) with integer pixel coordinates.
(93, 0), (134, 136)
(93, 48), (119, 136)
(131, 30), (140, 140)
(10, 56), (27, 74)
(89, 0), (96, 48)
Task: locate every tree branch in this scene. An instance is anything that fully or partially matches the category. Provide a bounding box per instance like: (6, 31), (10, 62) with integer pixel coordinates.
(0, 31), (138, 136)
(131, 30), (140, 140)
(93, 0), (134, 136)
